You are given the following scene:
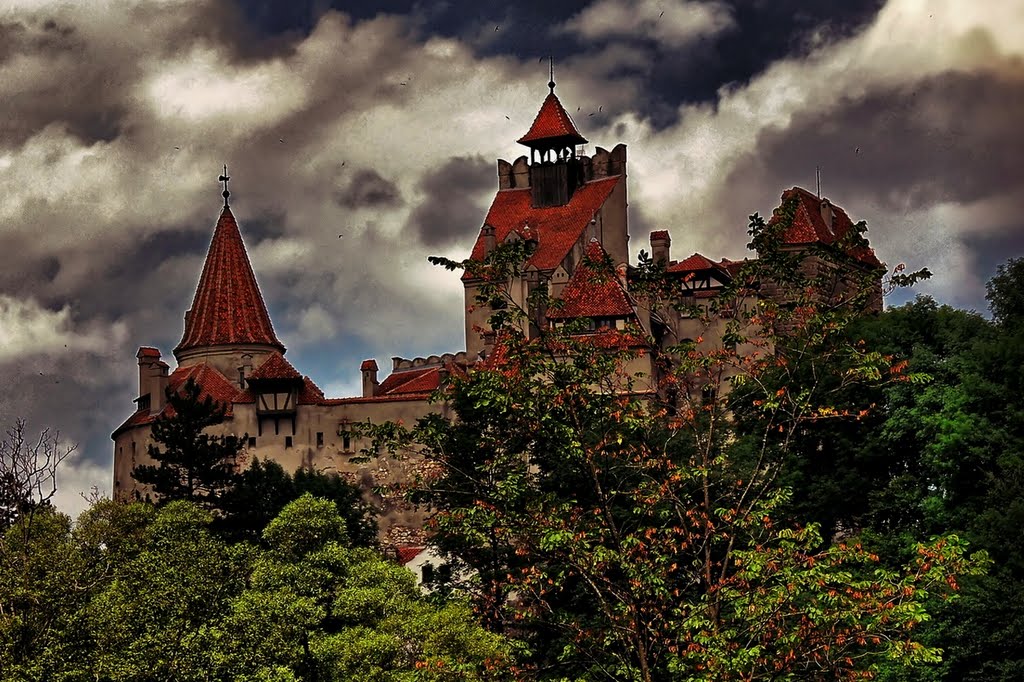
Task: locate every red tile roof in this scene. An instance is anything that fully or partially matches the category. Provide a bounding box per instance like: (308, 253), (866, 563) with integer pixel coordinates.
(549, 240), (634, 319)
(650, 230), (670, 241)
(396, 545), (426, 565)
(298, 376), (326, 405)
(466, 176), (620, 278)
(667, 252), (720, 273)
(517, 92), (587, 147)
(112, 362), (244, 436)
(137, 346), (161, 359)
(360, 359), (378, 371)
(771, 187), (882, 267)
(248, 352), (302, 381)
(175, 207), (285, 355)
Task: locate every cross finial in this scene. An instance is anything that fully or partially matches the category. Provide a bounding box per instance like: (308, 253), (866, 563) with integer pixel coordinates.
(219, 164), (231, 207)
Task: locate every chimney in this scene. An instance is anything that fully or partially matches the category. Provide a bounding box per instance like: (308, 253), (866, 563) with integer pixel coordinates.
(482, 224), (496, 257)
(650, 230), (671, 265)
(360, 359), (379, 398)
(136, 347), (169, 413)
(820, 199), (834, 233)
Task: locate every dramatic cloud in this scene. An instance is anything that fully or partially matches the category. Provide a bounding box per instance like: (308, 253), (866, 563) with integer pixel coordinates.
(563, 0), (734, 49)
(406, 155), (494, 248)
(0, 296), (126, 362)
(334, 169), (403, 209)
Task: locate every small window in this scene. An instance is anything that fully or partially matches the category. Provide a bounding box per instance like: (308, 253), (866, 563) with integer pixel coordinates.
(285, 436), (293, 448)
(248, 436), (256, 448)
(343, 433), (351, 451)
(316, 431), (324, 447)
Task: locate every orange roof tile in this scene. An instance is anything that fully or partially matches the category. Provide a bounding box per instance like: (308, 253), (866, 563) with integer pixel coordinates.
(549, 240), (634, 319)
(396, 545), (426, 564)
(667, 252), (721, 273)
(248, 352), (302, 381)
(517, 92), (587, 147)
(466, 176), (620, 278)
(360, 359), (378, 371)
(112, 362), (245, 436)
(175, 207), (285, 354)
(137, 346), (161, 359)
(770, 187), (882, 267)
(298, 376), (326, 405)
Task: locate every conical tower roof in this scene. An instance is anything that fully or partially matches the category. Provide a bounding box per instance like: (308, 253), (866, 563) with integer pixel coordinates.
(517, 91), (587, 148)
(174, 206), (285, 356)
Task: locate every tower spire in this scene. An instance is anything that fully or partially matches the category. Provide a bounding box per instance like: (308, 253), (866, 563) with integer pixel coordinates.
(175, 198), (285, 359)
(219, 165), (230, 207)
(548, 55), (555, 93)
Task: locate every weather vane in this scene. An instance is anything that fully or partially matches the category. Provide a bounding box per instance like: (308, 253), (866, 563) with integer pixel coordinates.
(219, 164), (230, 207)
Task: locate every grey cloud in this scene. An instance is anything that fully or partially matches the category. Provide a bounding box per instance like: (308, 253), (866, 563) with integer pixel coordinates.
(334, 169), (403, 209)
(405, 155), (493, 249)
(725, 67), (1024, 214)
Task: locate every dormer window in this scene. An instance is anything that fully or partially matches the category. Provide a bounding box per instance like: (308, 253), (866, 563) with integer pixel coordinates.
(256, 389), (296, 415)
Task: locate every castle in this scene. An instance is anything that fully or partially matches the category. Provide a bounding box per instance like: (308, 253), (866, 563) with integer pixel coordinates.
(112, 81), (882, 546)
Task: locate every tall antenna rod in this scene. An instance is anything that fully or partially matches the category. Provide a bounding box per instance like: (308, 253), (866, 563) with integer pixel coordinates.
(548, 55), (555, 93)
(815, 166), (821, 198)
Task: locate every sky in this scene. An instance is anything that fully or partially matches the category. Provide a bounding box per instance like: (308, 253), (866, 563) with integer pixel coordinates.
(1, 0), (1021, 516)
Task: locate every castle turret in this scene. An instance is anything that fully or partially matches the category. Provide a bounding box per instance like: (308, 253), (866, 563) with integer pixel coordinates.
(174, 177), (285, 376)
(517, 77), (587, 209)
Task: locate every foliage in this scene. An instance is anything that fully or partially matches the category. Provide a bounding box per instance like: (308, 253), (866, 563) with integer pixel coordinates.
(986, 256), (1024, 331)
(0, 496), (515, 681)
(372, 209), (986, 681)
(132, 377), (245, 509)
(221, 458), (378, 547)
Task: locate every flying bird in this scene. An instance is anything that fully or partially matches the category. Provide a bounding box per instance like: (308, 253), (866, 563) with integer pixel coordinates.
(505, 115), (510, 120)
(495, 25), (499, 31)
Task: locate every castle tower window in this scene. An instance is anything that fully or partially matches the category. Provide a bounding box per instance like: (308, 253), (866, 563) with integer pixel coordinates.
(285, 436), (293, 448)
(316, 431), (324, 448)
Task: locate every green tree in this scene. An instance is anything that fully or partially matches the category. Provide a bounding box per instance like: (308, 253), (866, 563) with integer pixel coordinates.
(986, 256), (1024, 331)
(132, 377), (245, 509)
(0, 496), (514, 681)
(373, 210), (986, 681)
(221, 458), (378, 547)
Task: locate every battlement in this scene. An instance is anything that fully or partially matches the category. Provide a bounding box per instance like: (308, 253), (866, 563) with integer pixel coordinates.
(497, 143), (626, 190)
(391, 351), (468, 372)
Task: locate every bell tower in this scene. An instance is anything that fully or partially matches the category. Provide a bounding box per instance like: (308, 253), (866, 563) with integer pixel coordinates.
(517, 64), (588, 208)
